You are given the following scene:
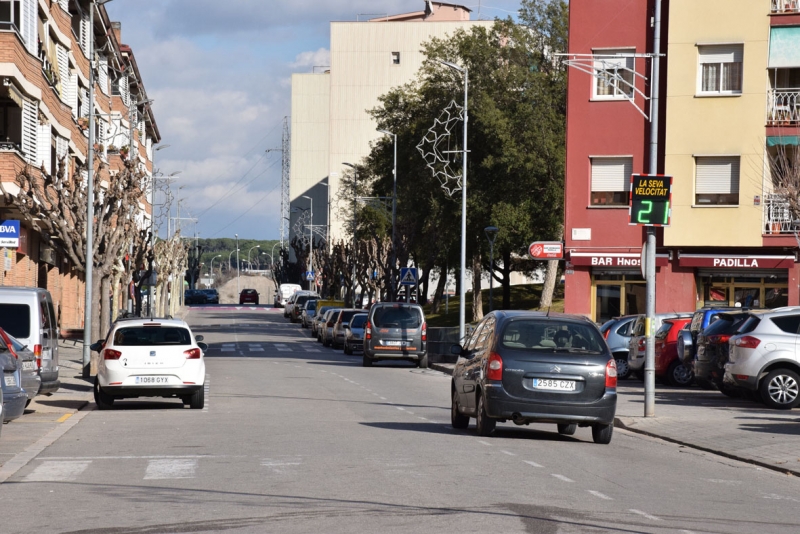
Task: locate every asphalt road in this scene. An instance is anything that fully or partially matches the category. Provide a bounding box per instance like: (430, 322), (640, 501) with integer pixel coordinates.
(2, 306), (800, 533)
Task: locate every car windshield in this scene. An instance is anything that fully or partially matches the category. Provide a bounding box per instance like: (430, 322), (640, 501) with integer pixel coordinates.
(339, 310), (361, 324)
(350, 314), (367, 328)
(113, 326), (192, 346)
(0, 304), (31, 338)
(317, 307), (332, 317)
(501, 319), (606, 354)
(372, 305), (422, 328)
(306, 300), (317, 310)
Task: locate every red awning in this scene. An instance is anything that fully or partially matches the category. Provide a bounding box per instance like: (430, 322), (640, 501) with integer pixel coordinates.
(678, 253), (796, 269)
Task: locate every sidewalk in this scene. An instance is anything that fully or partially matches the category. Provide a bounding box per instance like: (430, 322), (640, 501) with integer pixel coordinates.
(29, 339), (94, 414)
(429, 362), (800, 476)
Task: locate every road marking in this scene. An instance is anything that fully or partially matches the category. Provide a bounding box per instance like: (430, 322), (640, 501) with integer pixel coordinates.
(407, 411), (415, 415)
(478, 440), (492, 447)
(588, 490), (613, 500)
(56, 414), (73, 423)
(24, 460), (91, 482)
(380, 397), (387, 400)
(307, 349), (320, 353)
(144, 458), (198, 480)
(629, 510), (661, 521)
(501, 450), (516, 456)
(418, 417), (428, 421)
(261, 459), (302, 473)
(524, 460), (543, 468)
(221, 348), (235, 352)
(222, 343), (235, 347)
(396, 407), (405, 411)
(248, 347), (264, 352)
(551, 474), (574, 483)
(38, 455), (221, 460)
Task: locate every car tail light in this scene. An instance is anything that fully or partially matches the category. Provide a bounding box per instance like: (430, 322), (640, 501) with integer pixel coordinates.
(487, 352), (503, 381)
(184, 348), (201, 359)
(637, 338), (645, 350)
(36, 357), (41, 368)
(103, 349), (122, 360)
(708, 334), (731, 344)
(605, 359), (618, 388)
(365, 321), (371, 340)
(734, 336), (761, 349)
(603, 329), (610, 340)
(34, 344), (42, 357)
(421, 322), (427, 341)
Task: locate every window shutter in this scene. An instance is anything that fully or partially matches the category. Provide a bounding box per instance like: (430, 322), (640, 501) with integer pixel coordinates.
(56, 44), (69, 101)
(121, 75), (130, 106)
(55, 135), (69, 177)
(20, 0), (37, 56)
(21, 97), (38, 165)
(80, 14), (91, 57)
(57, 0), (69, 11)
(698, 45), (743, 64)
(37, 123), (52, 173)
(98, 56), (109, 96)
(70, 72), (79, 119)
(591, 157), (633, 192)
(695, 157), (740, 194)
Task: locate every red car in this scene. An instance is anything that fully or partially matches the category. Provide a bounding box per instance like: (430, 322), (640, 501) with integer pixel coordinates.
(654, 317), (694, 386)
(239, 289), (259, 305)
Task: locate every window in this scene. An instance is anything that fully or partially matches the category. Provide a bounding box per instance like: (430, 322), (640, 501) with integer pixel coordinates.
(0, 304), (30, 338)
(698, 45), (743, 95)
(771, 315), (800, 334)
(590, 157), (632, 206)
(391, 51), (400, 65)
(0, 89), (23, 152)
(113, 327), (192, 346)
(593, 49), (635, 99)
(0, 0), (21, 32)
(695, 156), (740, 205)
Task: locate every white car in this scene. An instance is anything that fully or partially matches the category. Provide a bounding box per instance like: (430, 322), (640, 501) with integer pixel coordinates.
(92, 318), (207, 410)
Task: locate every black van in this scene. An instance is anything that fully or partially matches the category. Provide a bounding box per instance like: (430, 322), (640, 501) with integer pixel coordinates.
(363, 303), (427, 368)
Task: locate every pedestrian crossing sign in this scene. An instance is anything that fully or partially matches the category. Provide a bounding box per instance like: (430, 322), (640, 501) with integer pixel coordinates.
(400, 268), (418, 286)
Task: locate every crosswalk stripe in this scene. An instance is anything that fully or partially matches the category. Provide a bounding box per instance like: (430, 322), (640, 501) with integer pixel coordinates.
(144, 459), (198, 480)
(24, 460), (91, 482)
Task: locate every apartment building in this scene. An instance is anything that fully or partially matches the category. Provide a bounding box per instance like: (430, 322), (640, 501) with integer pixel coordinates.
(289, 1), (490, 250)
(564, 0), (800, 323)
(0, 0), (159, 329)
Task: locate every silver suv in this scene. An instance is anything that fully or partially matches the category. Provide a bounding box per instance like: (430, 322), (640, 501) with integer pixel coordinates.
(725, 307), (800, 409)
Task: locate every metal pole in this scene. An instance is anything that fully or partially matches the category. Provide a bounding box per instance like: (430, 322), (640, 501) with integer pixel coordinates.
(236, 234), (240, 294)
(309, 197), (313, 291)
(81, 2), (96, 377)
(459, 69), (468, 342)
(644, 0), (663, 418)
(391, 134), (397, 302)
(352, 172), (357, 307)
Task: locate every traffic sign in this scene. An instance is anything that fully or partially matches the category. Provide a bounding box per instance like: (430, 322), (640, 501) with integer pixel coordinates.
(400, 267), (418, 286)
(529, 241), (563, 260)
(304, 271), (315, 281)
(629, 174), (672, 226)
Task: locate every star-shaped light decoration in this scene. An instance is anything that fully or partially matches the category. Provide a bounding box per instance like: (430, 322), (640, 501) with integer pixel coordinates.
(417, 100), (464, 197)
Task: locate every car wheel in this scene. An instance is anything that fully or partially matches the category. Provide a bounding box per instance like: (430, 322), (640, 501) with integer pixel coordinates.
(759, 369), (800, 409)
(695, 378), (716, 390)
(667, 360), (694, 387)
(181, 396), (191, 406)
(255, 300), (259, 305)
(451, 388), (469, 429)
(592, 423), (613, 444)
(614, 355), (630, 379)
(94, 377), (115, 410)
(344, 342), (351, 355)
(362, 354), (373, 367)
(417, 353), (429, 369)
(557, 423), (577, 436)
(475, 392), (496, 437)
(189, 387), (205, 409)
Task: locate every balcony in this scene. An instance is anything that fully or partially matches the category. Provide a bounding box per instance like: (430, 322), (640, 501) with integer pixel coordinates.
(767, 88), (800, 125)
(772, 0), (800, 13)
(764, 193), (800, 234)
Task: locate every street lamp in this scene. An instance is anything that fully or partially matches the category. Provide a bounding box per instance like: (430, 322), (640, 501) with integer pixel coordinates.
(228, 248), (239, 274)
(378, 129), (398, 301)
(342, 162), (358, 306)
(209, 254), (222, 281)
(247, 245), (260, 273)
(438, 59), (469, 342)
(82, 0), (115, 377)
(484, 226), (498, 312)
(235, 234), (240, 294)
(301, 195), (314, 291)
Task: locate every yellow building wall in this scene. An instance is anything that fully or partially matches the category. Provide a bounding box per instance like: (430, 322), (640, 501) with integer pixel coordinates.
(663, 0), (770, 248)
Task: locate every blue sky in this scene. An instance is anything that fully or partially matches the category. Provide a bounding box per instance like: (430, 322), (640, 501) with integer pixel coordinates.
(105, 1), (522, 240)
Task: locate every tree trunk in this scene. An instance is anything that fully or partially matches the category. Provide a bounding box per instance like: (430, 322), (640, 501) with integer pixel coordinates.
(90, 272), (102, 375)
(471, 253), (483, 323)
(161, 281), (169, 317)
(100, 276), (112, 339)
(540, 260), (559, 309)
(430, 268), (447, 314)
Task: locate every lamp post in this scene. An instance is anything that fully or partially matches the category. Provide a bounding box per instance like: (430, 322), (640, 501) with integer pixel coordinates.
(342, 163), (358, 307)
(438, 60), (469, 342)
(247, 245), (260, 273)
(377, 129), (397, 301)
(148, 144), (171, 316)
(484, 226), (498, 312)
(209, 254), (221, 282)
(301, 195), (314, 291)
(82, 0), (113, 377)
(235, 234), (240, 294)
(228, 248), (239, 275)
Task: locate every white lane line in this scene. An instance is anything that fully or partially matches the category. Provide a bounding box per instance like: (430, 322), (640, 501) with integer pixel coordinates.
(380, 397), (387, 400)
(477, 440), (492, 447)
(307, 349), (320, 353)
(396, 407), (405, 411)
(221, 348), (235, 352)
(524, 460), (543, 468)
(144, 459), (198, 480)
(248, 347), (264, 352)
(588, 490), (613, 500)
(418, 417), (428, 421)
(222, 343), (235, 347)
(38, 455), (222, 460)
(23, 460), (91, 482)
(501, 450), (516, 456)
(629, 510), (661, 521)
(407, 411), (415, 415)
(203, 375), (210, 412)
(551, 474), (574, 483)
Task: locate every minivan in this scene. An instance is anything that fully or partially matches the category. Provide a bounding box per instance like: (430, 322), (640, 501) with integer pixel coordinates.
(276, 284), (301, 308)
(0, 288), (60, 395)
(363, 303), (427, 368)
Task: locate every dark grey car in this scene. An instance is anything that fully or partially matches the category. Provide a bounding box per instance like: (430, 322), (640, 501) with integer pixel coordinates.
(451, 311), (617, 444)
(332, 309), (362, 349)
(363, 303), (427, 368)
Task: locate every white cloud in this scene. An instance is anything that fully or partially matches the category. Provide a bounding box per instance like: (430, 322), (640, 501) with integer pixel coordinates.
(291, 48), (331, 70)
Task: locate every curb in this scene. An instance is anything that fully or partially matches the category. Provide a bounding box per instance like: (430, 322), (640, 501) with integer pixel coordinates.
(430, 362), (454, 376)
(614, 417), (800, 478)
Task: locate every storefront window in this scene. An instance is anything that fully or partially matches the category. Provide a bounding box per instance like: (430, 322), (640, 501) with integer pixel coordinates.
(595, 285), (621, 323)
(625, 283), (646, 315)
(593, 272), (645, 323)
(698, 275), (788, 309)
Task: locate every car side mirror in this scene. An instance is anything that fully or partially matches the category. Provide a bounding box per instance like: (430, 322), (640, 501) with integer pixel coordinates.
(197, 342), (208, 352)
(90, 340), (105, 353)
(195, 335), (204, 342)
(450, 344), (463, 355)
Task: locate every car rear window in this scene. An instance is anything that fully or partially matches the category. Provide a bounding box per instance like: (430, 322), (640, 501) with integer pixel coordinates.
(655, 322), (673, 340)
(339, 310), (361, 323)
(371, 305), (423, 328)
(305, 300), (318, 310)
(702, 314), (748, 336)
(0, 304), (31, 338)
(350, 314), (367, 328)
(771, 315), (800, 334)
(113, 326), (192, 346)
(243, 289), (256, 295)
(317, 307), (332, 317)
(738, 316), (761, 334)
(501, 319), (606, 353)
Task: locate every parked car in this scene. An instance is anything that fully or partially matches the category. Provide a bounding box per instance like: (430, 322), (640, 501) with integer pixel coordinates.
(332, 309), (362, 349)
(201, 289), (220, 304)
(300, 300), (318, 328)
(654, 318), (694, 386)
(0, 287), (60, 396)
(312, 306), (335, 339)
(599, 315), (638, 380)
(628, 313), (692, 380)
(239, 289), (259, 305)
(343, 313), (368, 355)
(184, 289), (207, 305)
(275, 284), (301, 308)
(678, 307), (748, 374)
(694, 311), (750, 394)
(0, 338), (27, 423)
(725, 308), (800, 409)
(0, 329), (39, 405)
(321, 309), (342, 347)
(363, 303), (427, 368)
(450, 311), (617, 444)
(91, 318), (208, 409)
(290, 293), (319, 323)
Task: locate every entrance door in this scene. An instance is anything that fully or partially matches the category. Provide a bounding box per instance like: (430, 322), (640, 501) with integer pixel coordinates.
(595, 285), (621, 324)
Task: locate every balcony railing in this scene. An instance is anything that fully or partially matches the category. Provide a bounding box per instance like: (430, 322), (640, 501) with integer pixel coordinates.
(767, 89), (800, 125)
(772, 0), (800, 13)
(765, 193), (800, 234)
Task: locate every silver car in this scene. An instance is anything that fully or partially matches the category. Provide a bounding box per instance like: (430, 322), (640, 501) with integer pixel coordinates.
(321, 309), (341, 347)
(300, 300), (318, 329)
(599, 315), (638, 380)
(2, 330), (40, 405)
(313, 306), (335, 339)
(344, 314), (368, 355)
(627, 313), (692, 380)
